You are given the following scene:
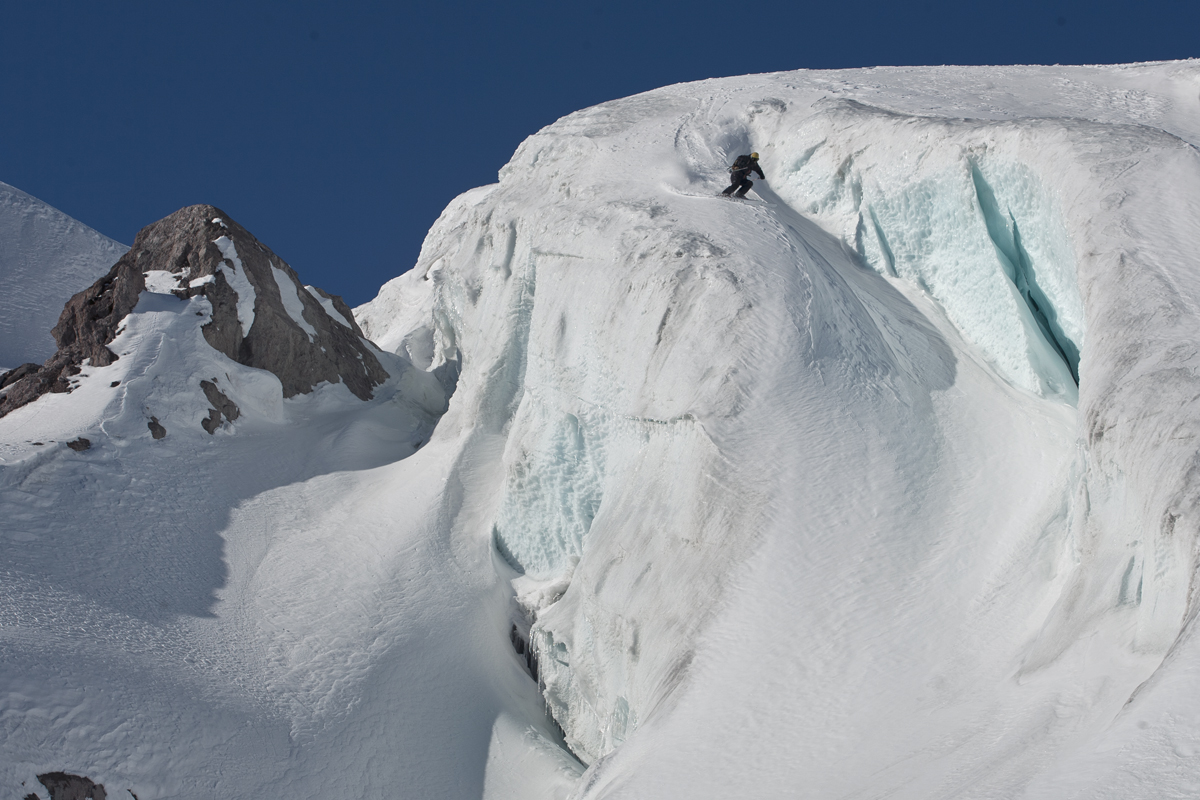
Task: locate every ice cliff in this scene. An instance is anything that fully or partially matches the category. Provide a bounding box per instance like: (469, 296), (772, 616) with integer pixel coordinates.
(358, 61), (1200, 796)
(4, 61), (1200, 800)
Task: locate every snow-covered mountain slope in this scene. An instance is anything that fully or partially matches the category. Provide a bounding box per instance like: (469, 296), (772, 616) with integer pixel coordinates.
(5, 61), (1200, 800)
(0, 182), (128, 371)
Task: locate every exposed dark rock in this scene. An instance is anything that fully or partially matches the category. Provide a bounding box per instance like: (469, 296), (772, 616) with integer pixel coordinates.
(199, 378), (241, 434)
(156, 206), (387, 400)
(147, 417), (166, 440)
(0, 204), (390, 420)
(36, 772), (107, 800)
(201, 409), (221, 434)
(0, 253), (146, 418)
(66, 437), (91, 451)
(1, 362), (41, 389)
(305, 284), (361, 334)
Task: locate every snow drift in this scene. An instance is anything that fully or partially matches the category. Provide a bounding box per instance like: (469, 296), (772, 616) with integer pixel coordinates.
(5, 61), (1200, 799)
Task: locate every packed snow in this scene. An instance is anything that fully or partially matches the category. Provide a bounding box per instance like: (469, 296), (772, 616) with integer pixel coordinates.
(305, 284), (356, 330)
(213, 234), (256, 337)
(271, 262), (318, 340)
(0, 181), (127, 370)
(4, 60), (1200, 799)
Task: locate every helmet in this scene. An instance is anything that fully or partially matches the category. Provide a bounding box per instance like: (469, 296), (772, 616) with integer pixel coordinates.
(750, 152), (759, 159)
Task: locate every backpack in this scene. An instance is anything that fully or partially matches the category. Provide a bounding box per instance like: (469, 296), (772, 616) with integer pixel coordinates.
(729, 155), (753, 172)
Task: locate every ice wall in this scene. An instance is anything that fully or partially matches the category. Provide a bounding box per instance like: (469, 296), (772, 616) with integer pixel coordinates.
(361, 170), (769, 763)
(750, 96), (1200, 664)
(761, 101), (1085, 399)
(353, 63), (1200, 797)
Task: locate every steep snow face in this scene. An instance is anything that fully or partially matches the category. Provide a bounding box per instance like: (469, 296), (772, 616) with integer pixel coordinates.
(0, 181), (127, 369)
(356, 61), (1200, 795)
(770, 106), (1086, 395)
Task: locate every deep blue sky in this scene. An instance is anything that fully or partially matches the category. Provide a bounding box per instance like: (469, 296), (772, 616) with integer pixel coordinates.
(2, 1), (1196, 306)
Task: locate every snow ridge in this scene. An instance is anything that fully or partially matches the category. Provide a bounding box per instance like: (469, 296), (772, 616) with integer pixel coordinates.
(0, 181), (127, 369)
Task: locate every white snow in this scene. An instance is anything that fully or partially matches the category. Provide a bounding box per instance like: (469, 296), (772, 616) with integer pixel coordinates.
(142, 269), (181, 294)
(6, 60), (1200, 800)
(773, 117), (1085, 397)
(213, 234), (255, 336)
(306, 284), (356, 330)
(0, 181), (127, 369)
(270, 262), (317, 339)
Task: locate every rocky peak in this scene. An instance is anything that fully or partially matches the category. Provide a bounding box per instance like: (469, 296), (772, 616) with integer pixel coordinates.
(0, 204), (389, 419)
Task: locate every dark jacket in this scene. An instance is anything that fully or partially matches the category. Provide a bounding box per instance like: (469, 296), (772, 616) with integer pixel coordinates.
(731, 155), (765, 180)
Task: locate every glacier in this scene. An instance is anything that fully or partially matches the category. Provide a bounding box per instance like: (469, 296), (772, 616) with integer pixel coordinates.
(4, 61), (1200, 799)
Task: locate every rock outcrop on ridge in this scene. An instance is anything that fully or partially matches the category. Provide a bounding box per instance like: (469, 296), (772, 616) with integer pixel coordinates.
(0, 180), (129, 369)
(28, 771), (107, 800)
(0, 204), (388, 418)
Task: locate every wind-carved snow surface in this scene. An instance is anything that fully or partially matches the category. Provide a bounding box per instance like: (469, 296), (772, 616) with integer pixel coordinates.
(213, 234), (255, 336)
(4, 62), (1200, 800)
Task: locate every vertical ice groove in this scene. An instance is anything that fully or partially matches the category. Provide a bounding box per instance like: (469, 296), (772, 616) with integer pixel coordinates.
(867, 205), (897, 277)
(1118, 555), (1142, 606)
(970, 162), (1081, 383)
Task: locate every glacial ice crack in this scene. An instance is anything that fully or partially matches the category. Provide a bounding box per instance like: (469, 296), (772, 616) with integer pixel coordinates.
(970, 162), (1081, 383)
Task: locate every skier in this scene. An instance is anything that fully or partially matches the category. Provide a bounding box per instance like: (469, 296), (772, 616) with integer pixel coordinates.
(722, 152), (765, 198)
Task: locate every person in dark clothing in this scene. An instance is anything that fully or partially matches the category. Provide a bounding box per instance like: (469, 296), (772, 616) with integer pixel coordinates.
(722, 152), (765, 197)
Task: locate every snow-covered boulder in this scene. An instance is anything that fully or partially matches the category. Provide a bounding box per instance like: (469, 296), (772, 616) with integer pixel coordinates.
(0, 180), (128, 371)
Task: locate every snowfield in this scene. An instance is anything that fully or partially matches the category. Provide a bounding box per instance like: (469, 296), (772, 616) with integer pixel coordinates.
(4, 61), (1200, 799)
